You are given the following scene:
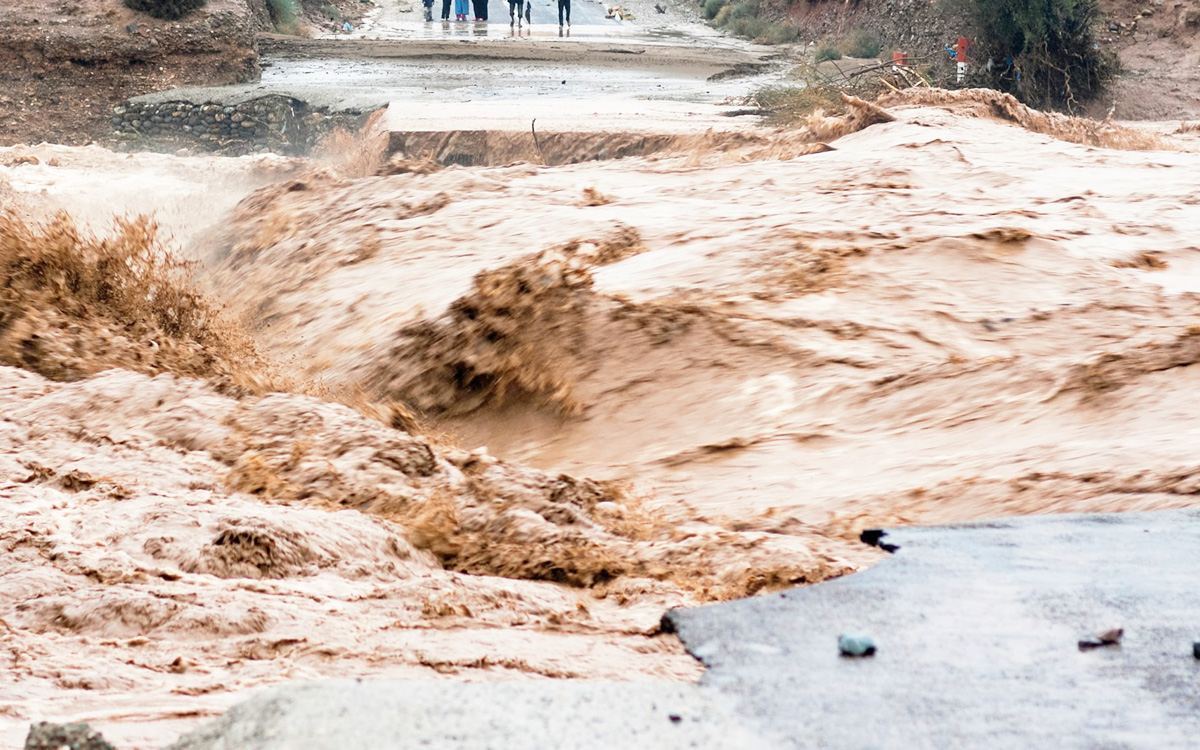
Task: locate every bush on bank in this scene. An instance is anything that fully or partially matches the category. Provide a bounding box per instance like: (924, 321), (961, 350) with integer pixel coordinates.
(266, 0), (303, 33)
(703, 0), (799, 45)
(704, 0), (1113, 111)
(945, 0), (1116, 110)
(124, 0), (207, 20)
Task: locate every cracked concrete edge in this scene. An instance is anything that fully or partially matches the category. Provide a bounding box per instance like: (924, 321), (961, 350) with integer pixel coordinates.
(662, 508), (1200, 750)
(163, 680), (763, 750)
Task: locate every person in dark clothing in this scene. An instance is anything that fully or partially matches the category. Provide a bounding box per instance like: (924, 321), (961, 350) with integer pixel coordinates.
(508, 0), (523, 25)
(471, 0), (487, 20)
(441, 0), (452, 20)
(557, 0), (569, 25)
(423, 0), (434, 21)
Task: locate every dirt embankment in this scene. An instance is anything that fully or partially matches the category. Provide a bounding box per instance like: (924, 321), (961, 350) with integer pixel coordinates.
(782, 0), (1200, 119)
(1092, 0), (1200, 118)
(779, 0), (970, 71)
(0, 0), (261, 147)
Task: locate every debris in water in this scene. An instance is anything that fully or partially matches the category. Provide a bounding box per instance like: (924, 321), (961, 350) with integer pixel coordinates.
(1078, 628), (1123, 650)
(838, 633), (877, 657)
(25, 722), (116, 750)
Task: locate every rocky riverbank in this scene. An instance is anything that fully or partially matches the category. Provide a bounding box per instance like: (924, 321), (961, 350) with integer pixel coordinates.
(110, 95), (369, 155)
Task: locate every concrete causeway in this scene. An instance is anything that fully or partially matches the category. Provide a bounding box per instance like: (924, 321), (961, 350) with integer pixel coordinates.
(165, 509), (1200, 749)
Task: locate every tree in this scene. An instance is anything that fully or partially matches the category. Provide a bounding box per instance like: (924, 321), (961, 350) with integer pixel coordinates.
(965, 0), (1116, 111)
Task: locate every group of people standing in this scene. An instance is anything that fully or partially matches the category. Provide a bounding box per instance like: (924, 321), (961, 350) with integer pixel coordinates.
(422, 0), (571, 27)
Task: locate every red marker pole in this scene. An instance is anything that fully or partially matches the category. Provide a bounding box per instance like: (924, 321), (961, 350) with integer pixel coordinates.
(956, 36), (970, 82)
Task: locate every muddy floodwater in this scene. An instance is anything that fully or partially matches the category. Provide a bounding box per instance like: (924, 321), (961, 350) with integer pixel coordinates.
(4, 3), (1200, 748)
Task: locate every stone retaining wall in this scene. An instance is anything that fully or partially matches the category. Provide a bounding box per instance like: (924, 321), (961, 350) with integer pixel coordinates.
(110, 94), (372, 156)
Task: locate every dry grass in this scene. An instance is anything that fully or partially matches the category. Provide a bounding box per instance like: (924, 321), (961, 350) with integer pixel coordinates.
(751, 84), (850, 125)
(0, 209), (444, 442)
(0, 212), (269, 391)
(881, 88), (1170, 151)
(746, 85), (896, 143)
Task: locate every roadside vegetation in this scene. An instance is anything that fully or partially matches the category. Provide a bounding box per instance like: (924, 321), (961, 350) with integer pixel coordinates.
(702, 0), (798, 45)
(745, 34), (917, 127)
(123, 0), (207, 20)
(704, 0), (1112, 112)
(842, 30), (883, 59)
(266, 0), (304, 34)
(814, 44), (841, 62)
(751, 83), (849, 123)
(264, 0), (361, 35)
(746, 61), (919, 127)
(943, 0), (1116, 110)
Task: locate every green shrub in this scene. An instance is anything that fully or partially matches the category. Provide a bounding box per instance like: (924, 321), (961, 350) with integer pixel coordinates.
(703, 0), (726, 19)
(708, 0), (796, 46)
(815, 44), (842, 62)
(124, 0), (206, 20)
(320, 2), (342, 19)
(726, 16), (765, 36)
(729, 2), (756, 19)
(952, 0), (1116, 110)
(266, 0), (301, 33)
(756, 22), (798, 45)
(843, 31), (882, 59)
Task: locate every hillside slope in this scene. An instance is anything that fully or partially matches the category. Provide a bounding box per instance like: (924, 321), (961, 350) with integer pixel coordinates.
(778, 0), (1200, 118)
(0, 0), (261, 147)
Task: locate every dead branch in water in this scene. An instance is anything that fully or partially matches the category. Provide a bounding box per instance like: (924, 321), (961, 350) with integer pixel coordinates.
(531, 118), (546, 165)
